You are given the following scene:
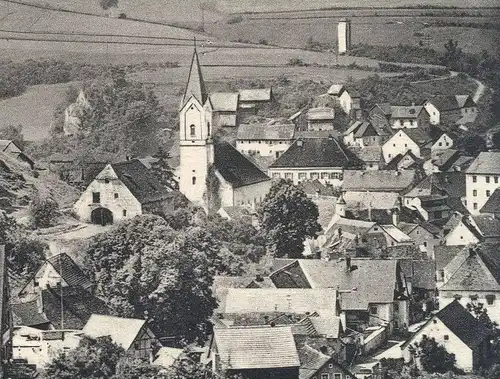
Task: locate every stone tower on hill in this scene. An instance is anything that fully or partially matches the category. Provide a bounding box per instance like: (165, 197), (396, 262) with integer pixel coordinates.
(338, 18), (352, 55)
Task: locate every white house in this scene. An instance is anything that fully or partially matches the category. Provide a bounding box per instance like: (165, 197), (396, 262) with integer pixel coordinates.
(209, 92), (239, 128)
(390, 105), (430, 131)
(178, 48), (271, 210)
(465, 151), (500, 215)
(382, 129), (432, 162)
(268, 137), (362, 186)
(442, 213), (481, 246)
(423, 95), (477, 126)
(0, 139), (35, 169)
(83, 314), (159, 361)
(343, 120), (389, 148)
(73, 159), (174, 225)
(401, 300), (490, 372)
(430, 132), (456, 152)
(236, 123), (295, 159)
(338, 87), (361, 116)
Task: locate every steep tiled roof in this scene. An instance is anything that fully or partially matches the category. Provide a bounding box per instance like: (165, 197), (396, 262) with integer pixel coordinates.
(472, 215), (500, 238)
(222, 288), (337, 314)
(391, 105), (424, 119)
(298, 344), (332, 379)
(214, 326), (300, 369)
(46, 253), (92, 291)
(83, 314), (148, 350)
(343, 87), (360, 98)
(307, 107), (335, 121)
(379, 225), (413, 243)
(343, 191), (399, 210)
(434, 245), (466, 272)
(213, 275), (275, 309)
(403, 128), (433, 146)
(237, 123), (295, 140)
(327, 84), (344, 96)
(209, 92), (239, 112)
(181, 49), (208, 108)
(309, 315), (342, 339)
(110, 160), (173, 204)
(429, 95), (475, 111)
(12, 301), (50, 327)
(41, 286), (112, 329)
(269, 137), (361, 169)
(342, 170), (416, 192)
(411, 260), (436, 290)
(352, 146), (383, 163)
(436, 301), (491, 348)
(238, 88), (272, 102)
(466, 152), (500, 175)
(214, 142), (270, 188)
(440, 248), (500, 292)
(344, 121), (388, 138)
(384, 150), (421, 170)
(404, 172), (465, 199)
(480, 188), (500, 214)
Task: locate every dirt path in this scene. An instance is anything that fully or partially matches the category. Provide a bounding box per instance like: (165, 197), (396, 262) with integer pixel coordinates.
(472, 77), (486, 103)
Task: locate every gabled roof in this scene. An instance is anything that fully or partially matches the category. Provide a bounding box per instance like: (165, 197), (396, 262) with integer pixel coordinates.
(181, 49), (208, 108)
(237, 123), (295, 140)
(214, 142), (270, 188)
(434, 245), (467, 272)
(342, 170), (416, 192)
(352, 146), (383, 163)
(399, 259), (436, 290)
(83, 314), (148, 350)
(344, 121), (388, 138)
(0, 140), (21, 153)
(472, 214), (500, 238)
(391, 105), (424, 119)
(428, 95), (476, 111)
(402, 300), (490, 349)
(270, 137), (361, 169)
(12, 301), (50, 327)
(298, 344), (332, 379)
(404, 172), (465, 199)
(238, 88), (272, 102)
(341, 86), (360, 98)
(222, 288), (338, 314)
(384, 150), (421, 170)
(343, 191), (399, 211)
(466, 152), (500, 175)
(402, 128), (433, 146)
(209, 92), (239, 112)
(109, 160), (173, 204)
(307, 107), (335, 121)
(440, 247), (500, 292)
(480, 188), (500, 214)
(327, 84), (344, 96)
(214, 326), (300, 370)
(46, 253), (92, 291)
(379, 224), (414, 243)
(371, 103), (392, 116)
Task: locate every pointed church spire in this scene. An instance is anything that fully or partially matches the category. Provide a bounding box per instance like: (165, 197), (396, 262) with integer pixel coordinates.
(181, 45), (208, 109)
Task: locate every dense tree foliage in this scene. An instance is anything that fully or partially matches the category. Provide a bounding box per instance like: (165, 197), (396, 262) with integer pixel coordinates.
(258, 179), (321, 258)
(455, 133), (487, 156)
(28, 196), (59, 229)
(0, 211), (46, 275)
(408, 336), (456, 374)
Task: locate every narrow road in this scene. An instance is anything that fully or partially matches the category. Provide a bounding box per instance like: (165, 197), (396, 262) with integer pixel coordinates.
(472, 77), (486, 103)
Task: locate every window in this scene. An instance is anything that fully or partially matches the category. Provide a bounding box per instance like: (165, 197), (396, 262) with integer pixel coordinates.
(328, 364), (334, 369)
(438, 142), (442, 147)
(405, 143), (408, 148)
(285, 173), (293, 180)
(334, 374), (342, 379)
(473, 189), (477, 197)
(433, 319), (437, 324)
(298, 173), (307, 180)
(444, 335), (449, 341)
(189, 124), (196, 137)
(473, 175), (477, 183)
(321, 374), (330, 379)
(207, 122), (210, 136)
(486, 176), (491, 183)
(370, 306), (378, 315)
(388, 154), (392, 158)
(423, 242), (427, 247)
(114, 193), (119, 199)
(92, 192), (100, 203)
(487, 190), (491, 197)
(470, 294), (478, 301)
(410, 120), (414, 126)
(272, 173), (281, 179)
(394, 302), (399, 311)
(495, 176), (498, 184)
(393, 143), (396, 147)
(123, 210), (127, 217)
(192, 176), (196, 185)
(104, 179), (110, 184)
(473, 203), (478, 210)
(486, 295), (496, 305)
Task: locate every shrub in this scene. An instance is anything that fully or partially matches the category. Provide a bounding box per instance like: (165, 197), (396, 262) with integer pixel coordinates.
(28, 196), (59, 229)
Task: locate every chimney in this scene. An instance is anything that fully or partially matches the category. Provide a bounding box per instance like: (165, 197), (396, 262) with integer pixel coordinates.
(392, 208), (400, 226)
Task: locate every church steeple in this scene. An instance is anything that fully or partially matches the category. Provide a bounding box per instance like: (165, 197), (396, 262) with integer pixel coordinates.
(181, 44), (208, 109)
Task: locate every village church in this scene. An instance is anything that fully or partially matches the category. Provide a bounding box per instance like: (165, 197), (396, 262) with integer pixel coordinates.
(178, 48), (271, 211)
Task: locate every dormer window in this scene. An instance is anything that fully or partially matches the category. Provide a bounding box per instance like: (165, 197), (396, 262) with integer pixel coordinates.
(190, 125), (196, 137)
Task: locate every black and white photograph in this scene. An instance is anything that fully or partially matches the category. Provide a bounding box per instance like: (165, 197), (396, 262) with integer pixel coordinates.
(0, 0), (499, 378)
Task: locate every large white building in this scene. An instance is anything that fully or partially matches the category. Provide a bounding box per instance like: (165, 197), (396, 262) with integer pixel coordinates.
(465, 152), (500, 215)
(178, 49), (271, 210)
(236, 123), (295, 159)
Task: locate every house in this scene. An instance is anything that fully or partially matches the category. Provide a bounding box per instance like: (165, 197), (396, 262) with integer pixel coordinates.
(398, 222), (442, 258)
(152, 347), (183, 369)
(423, 95), (477, 125)
(480, 187), (500, 216)
(12, 327), (81, 368)
(238, 88), (274, 115)
(398, 259), (436, 300)
(382, 128), (432, 162)
(430, 131), (457, 152)
(208, 326), (300, 379)
(389, 105), (430, 131)
(402, 179), (452, 224)
(236, 123), (295, 159)
(178, 49), (271, 210)
(0, 139), (35, 170)
(342, 170), (416, 194)
(306, 107), (335, 131)
(209, 92), (239, 128)
(465, 151), (500, 215)
(338, 87), (361, 118)
(351, 146), (384, 171)
(343, 120), (389, 148)
(442, 212), (482, 246)
(18, 253), (93, 298)
(434, 245), (467, 285)
(369, 103), (392, 130)
(268, 137), (362, 186)
(74, 159), (175, 225)
(423, 149), (474, 174)
(269, 259), (410, 333)
(12, 286), (111, 330)
(297, 344), (355, 379)
(384, 151), (422, 171)
(83, 314), (159, 361)
(327, 84), (345, 101)
(401, 300), (490, 372)
(0, 246), (12, 376)
(438, 245), (500, 324)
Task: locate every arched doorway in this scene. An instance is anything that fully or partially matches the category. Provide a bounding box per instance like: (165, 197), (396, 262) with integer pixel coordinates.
(91, 207), (113, 226)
